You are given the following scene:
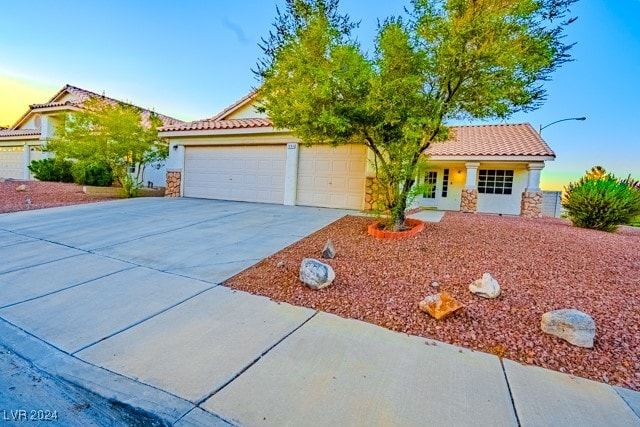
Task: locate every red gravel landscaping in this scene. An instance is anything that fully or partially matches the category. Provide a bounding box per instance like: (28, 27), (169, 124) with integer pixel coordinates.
(0, 181), (118, 214)
(225, 212), (640, 391)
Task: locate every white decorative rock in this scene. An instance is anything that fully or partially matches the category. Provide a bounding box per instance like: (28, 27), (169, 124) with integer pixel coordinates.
(300, 258), (335, 290)
(541, 309), (596, 348)
(469, 273), (501, 298)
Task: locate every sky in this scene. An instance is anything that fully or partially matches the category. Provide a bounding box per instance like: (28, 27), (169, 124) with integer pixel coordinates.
(0, 0), (638, 191)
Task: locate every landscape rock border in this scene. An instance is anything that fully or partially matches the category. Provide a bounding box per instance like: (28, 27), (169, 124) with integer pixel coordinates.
(368, 218), (425, 239)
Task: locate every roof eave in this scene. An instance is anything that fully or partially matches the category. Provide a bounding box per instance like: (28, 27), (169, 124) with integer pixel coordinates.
(428, 154), (555, 162)
(0, 134), (41, 142)
(159, 126), (289, 138)
(209, 90), (258, 121)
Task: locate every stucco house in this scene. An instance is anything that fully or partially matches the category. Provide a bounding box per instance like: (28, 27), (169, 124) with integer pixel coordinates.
(159, 92), (554, 217)
(0, 84), (184, 185)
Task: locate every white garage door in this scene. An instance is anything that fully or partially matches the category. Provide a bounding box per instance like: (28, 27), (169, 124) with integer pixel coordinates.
(184, 145), (286, 204)
(297, 144), (366, 209)
(0, 147), (23, 179)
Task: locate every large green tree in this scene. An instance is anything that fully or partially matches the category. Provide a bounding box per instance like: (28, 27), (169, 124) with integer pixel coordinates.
(47, 97), (167, 193)
(255, 0), (577, 230)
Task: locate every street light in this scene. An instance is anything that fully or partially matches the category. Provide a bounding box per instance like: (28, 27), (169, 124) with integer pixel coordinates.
(539, 117), (586, 134)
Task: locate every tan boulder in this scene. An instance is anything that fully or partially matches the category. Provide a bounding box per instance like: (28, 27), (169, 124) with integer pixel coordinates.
(15, 184), (27, 192)
(419, 291), (464, 320)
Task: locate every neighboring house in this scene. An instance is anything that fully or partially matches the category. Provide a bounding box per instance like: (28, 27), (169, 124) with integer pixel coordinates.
(159, 92), (555, 217)
(0, 84), (184, 185)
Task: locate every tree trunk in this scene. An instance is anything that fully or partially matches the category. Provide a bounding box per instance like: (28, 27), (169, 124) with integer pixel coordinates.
(392, 194), (408, 231)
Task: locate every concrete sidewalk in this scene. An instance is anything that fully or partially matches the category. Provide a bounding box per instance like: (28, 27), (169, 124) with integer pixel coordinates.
(1, 198), (639, 426)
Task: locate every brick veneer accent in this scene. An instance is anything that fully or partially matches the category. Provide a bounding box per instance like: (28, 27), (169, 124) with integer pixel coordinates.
(460, 188), (478, 213)
(520, 191), (543, 218)
(368, 218), (425, 239)
(165, 171), (181, 197)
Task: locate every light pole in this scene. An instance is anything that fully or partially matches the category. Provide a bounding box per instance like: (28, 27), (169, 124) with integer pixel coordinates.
(539, 117), (586, 134)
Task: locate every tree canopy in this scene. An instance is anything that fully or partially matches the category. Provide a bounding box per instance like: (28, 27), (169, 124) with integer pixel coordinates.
(255, 0), (577, 229)
(47, 97), (167, 192)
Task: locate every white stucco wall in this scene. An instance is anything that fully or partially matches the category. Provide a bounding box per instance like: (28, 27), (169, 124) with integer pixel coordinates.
(476, 167), (528, 215)
(20, 115), (39, 130)
(142, 162), (167, 187)
(165, 143), (185, 171)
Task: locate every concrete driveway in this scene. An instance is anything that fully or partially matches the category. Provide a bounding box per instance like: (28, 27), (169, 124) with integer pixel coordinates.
(1, 198), (639, 426)
(0, 198), (349, 423)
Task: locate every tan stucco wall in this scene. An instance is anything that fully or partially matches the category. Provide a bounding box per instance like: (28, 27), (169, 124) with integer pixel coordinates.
(224, 103), (268, 120)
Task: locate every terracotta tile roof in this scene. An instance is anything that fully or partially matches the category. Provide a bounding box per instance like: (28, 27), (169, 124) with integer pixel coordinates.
(162, 118), (552, 157)
(427, 123), (555, 157)
(160, 118), (272, 132)
(0, 129), (41, 138)
(11, 84), (185, 129)
(208, 90), (257, 121)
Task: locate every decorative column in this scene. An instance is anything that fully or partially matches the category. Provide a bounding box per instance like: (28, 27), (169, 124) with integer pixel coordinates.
(460, 162), (480, 213)
(520, 162), (545, 218)
(283, 143), (299, 206)
(22, 143), (30, 180)
(165, 143), (184, 197)
(39, 116), (53, 160)
(165, 171), (182, 197)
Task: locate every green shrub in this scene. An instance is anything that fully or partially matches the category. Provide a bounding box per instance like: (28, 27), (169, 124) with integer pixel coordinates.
(562, 176), (640, 232)
(71, 161), (114, 187)
(28, 158), (74, 182)
(120, 174), (141, 198)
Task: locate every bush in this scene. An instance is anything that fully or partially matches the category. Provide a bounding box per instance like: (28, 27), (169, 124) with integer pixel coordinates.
(28, 158), (74, 182)
(120, 174), (141, 198)
(562, 176), (640, 232)
(71, 161), (114, 187)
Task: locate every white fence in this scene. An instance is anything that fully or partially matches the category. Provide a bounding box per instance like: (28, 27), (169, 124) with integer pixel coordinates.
(542, 191), (563, 218)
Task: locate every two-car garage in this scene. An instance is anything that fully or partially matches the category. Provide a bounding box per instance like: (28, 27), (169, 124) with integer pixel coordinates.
(180, 144), (367, 210)
(160, 97), (368, 211)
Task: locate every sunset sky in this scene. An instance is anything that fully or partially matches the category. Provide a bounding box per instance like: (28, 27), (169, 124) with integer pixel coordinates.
(1, 1), (638, 190)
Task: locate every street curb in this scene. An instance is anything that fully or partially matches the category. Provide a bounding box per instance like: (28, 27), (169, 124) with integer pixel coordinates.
(0, 318), (198, 425)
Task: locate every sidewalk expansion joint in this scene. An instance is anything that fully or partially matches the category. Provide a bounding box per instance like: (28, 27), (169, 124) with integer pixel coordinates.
(71, 286), (219, 355)
(500, 358), (522, 427)
(195, 310), (320, 407)
(0, 266), (138, 310)
(0, 252), (85, 276)
(1, 229), (95, 252)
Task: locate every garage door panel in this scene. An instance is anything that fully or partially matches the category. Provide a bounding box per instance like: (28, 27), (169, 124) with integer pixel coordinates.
(314, 177), (330, 187)
(184, 146), (285, 204)
(243, 175), (258, 186)
(297, 144), (366, 210)
(0, 147), (24, 179)
(332, 160), (348, 173)
(330, 177), (346, 188)
(244, 159), (259, 170)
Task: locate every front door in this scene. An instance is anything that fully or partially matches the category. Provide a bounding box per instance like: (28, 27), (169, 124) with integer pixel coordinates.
(416, 170), (438, 208)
